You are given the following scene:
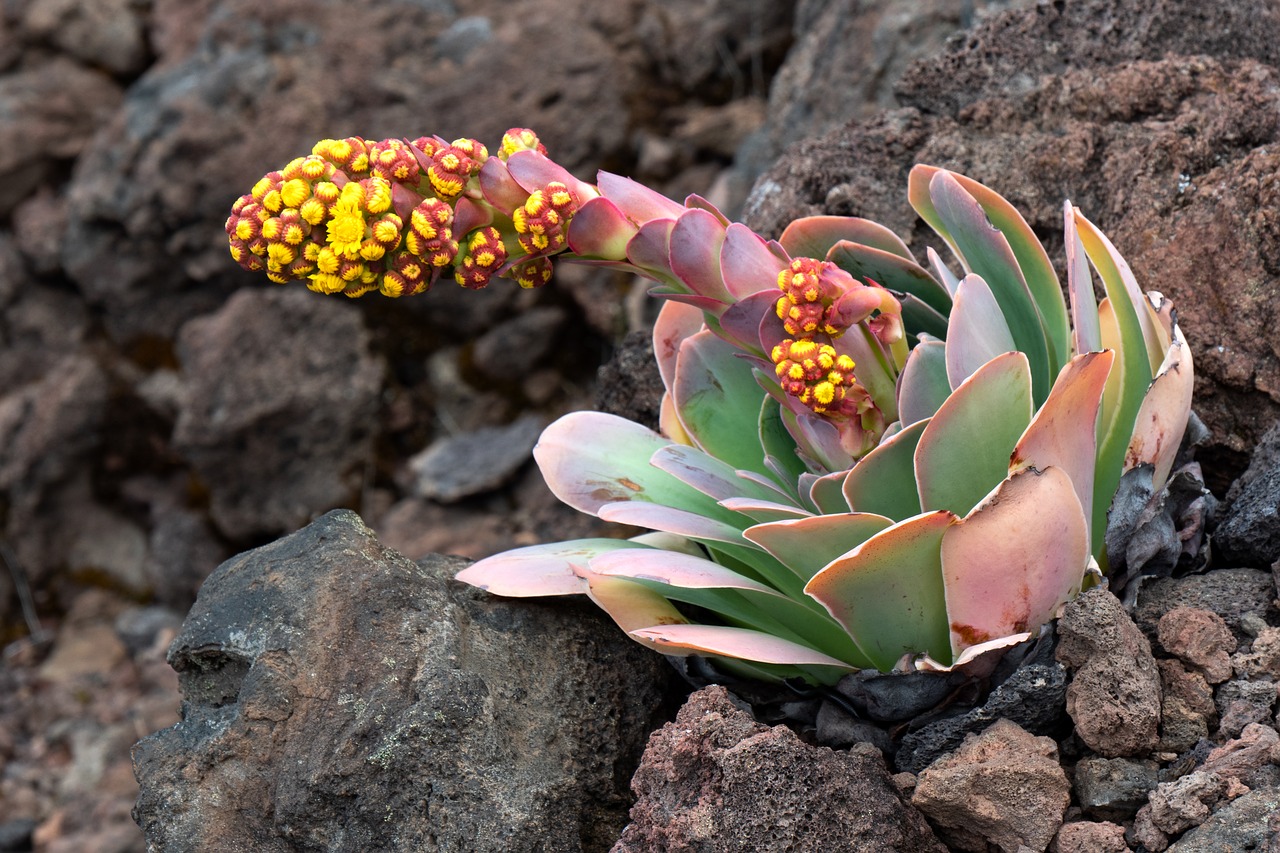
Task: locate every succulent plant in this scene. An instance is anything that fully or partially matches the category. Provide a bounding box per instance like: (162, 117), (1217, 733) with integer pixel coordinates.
(228, 129), (1193, 685)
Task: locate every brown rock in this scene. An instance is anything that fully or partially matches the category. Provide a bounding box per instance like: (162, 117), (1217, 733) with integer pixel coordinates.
(912, 719), (1070, 853)
(615, 685), (947, 852)
(1134, 569), (1276, 647)
(743, 8), (1280, 477)
(1215, 678), (1278, 738)
(1053, 820), (1130, 853)
(1056, 589), (1162, 757)
(1158, 608), (1237, 684)
(1232, 627), (1280, 679)
(1145, 771), (1229, 835)
(1201, 723), (1280, 788)
(1157, 659), (1216, 753)
(0, 56), (121, 216)
(172, 288), (381, 539)
(22, 0), (150, 76)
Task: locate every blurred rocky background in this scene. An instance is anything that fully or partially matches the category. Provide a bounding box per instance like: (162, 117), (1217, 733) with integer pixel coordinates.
(9, 0), (1280, 851)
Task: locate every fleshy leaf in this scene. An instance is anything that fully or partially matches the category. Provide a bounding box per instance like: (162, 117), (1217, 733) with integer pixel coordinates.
(568, 196), (638, 259)
(673, 330), (771, 475)
(1010, 350), (1114, 554)
(808, 470), (852, 514)
(897, 340), (950, 426)
(718, 290), (777, 355)
(506, 149), (598, 202)
(843, 418), (927, 520)
(826, 240), (951, 316)
(941, 466), (1088, 655)
(650, 444), (784, 504)
(806, 510), (956, 671)
(945, 273), (1017, 389)
(718, 497), (814, 523)
(898, 293), (950, 342)
(1125, 327), (1193, 490)
(596, 169), (686, 223)
(478, 156), (533, 213)
(720, 223), (788, 299)
(628, 623), (856, 670)
(591, 548), (783, 596)
(626, 218), (676, 276)
(923, 171), (1053, 403)
(653, 299), (706, 391)
(1064, 200), (1101, 354)
(585, 573), (689, 653)
(927, 247), (961, 296)
(780, 215), (915, 262)
(533, 411), (738, 524)
(745, 512), (894, 582)
(598, 500), (749, 546)
(455, 538), (646, 596)
(915, 351), (1033, 517)
(670, 208), (732, 303)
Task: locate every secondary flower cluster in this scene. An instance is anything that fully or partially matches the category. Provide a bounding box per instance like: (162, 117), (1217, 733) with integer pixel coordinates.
(225, 130), (576, 298)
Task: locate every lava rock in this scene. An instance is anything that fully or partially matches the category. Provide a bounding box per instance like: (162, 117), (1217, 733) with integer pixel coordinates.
(471, 306), (567, 381)
(595, 330), (666, 431)
(1157, 659), (1217, 753)
(1134, 569), (1278, 644)
(1157, 608), (1237, 684)
(1056, 588), (1162, 757)
(1052, 820), (1130, 853)
(1165, 786), (1280, 851)
(1215, 677), (1278, 738)
(21, 0), (150, 77)
(894, 660), (1068, 774)
(1072, 756), (1159, 821)
(912, 718), (1070, 853)
(1143, 771), (1229, 836)
(614, 685), (946, 852)
(172, 288), (382, 539)
(133, 510), (676, 852)
(1215, 421), (1280, 567)
(1232, 626), (1280, 679)
(742, 4), (1280, 477)
(1201, 723), (1280, 790)
(407, 414), (544, 503)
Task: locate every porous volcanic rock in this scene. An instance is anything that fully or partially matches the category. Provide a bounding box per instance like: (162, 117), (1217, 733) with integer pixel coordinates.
(172, 288), (381, 539)
(1215, 421), (1280, 566)
(1056, 588), (1162, 757)
(133, 510), (678, 852)
(614, 685), (946, 852)
(911, 718), (1070, 853)
(742, 0), (1280, 480)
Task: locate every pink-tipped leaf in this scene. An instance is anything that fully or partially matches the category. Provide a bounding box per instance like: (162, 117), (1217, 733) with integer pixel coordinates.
(628, 623), (857, 670)
(1124, 326), (1193, 490)
(720, 223), (788, 299)
(780, 215), (915, 262)
(897, 340), (950, 427)
(597, 170), (687, 224)
(744, 512), (894, 583)
(842, 418), (927, 520)
(568, 196), (638, 260)
(940, 465), (1088, 656)
(455, 538), (648, 597)
(945, 273), (1017, 389)
(669, 208), (733, 303)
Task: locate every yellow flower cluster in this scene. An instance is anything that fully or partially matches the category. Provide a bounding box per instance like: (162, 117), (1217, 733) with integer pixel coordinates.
(771, 338), (859, 416)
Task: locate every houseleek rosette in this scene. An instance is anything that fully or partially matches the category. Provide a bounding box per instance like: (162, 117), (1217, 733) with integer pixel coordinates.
(227, 129), (1193, 686)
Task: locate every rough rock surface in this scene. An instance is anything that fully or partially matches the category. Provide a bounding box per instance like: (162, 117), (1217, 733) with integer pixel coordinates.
(1157, 608), (1237, 684)
(614, 686), (946, 852)
(172, 288), (382, 539)
(1052, 821), (1130, 853)
(742, 1), (1280, 481)
(1134, 569), (1278, 643)
(133, 510), (677, 852)
(407, 414), (544, 503)
(1056, 589), (1162, 757)
(1165, 786), (1280, 852)
(1073, 756), (1159, 821)
(1215, 421), (1280, 566)
(911, 719), (1070, 853)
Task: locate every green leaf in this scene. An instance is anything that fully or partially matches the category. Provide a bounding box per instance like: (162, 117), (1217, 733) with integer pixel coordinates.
(915, 352), (1033, 517)
(842, 418), (927, 520)
(744, 512), (894, 582)
(806, 511), (956, 671)
(917, 170), (1054, 404)
(1124, 327), (1193, 492)
(945, 273), (1017, 389)
(897, 341), (950, 426)
(672, 330), (771, 476)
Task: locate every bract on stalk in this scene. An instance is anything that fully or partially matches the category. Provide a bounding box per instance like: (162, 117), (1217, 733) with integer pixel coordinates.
(227, 128), (1193, 685)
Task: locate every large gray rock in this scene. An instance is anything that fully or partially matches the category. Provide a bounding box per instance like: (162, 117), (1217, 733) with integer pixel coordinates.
(133, 510), (678, 852)
(614, 685), (946, 853)
(1215, 421), (1280, 567)
(1166, 786), (1280, 852)
(172, 288), (382, 539)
